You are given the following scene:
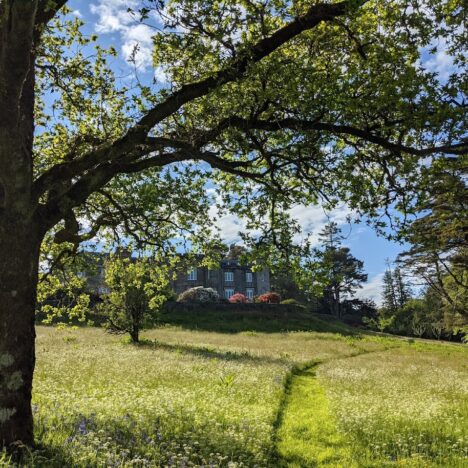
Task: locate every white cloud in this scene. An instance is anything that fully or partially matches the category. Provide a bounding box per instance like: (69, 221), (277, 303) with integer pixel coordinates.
(72, 9), (83, 18)
(209, 199), (354, 246)
(90, 0), (137, 32)
(90, 1), (163, 72)
(424, 52), (454, 82)
(288, 203), (353, 245)
(214, 212), (247, 244)
(419, 36), (458, 82)
(356, 272), (384, 306)
(121, 24), (154, 69)
(154, 66), (169, 84)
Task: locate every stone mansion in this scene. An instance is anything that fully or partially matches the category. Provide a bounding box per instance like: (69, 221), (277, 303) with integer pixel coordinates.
(79, 250), (270, 301)
(172, 258), (270, 300)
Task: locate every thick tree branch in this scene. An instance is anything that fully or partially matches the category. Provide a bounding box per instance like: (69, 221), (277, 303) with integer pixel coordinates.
(35, 0), (68, 28)
(225, 117), (468, 156)
(32, 0), (362, 202)
(134, 1), (358, 134)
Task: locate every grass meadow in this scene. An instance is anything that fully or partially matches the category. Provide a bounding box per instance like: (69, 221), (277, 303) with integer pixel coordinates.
(1, 314), (467, 467)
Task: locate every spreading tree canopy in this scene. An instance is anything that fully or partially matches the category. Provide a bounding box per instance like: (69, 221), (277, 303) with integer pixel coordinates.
(0, 0), (466, 448)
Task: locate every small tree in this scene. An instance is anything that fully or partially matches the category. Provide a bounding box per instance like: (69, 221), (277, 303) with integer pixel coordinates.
(100, 255), (171, 343)
(382, 268), (398, 314)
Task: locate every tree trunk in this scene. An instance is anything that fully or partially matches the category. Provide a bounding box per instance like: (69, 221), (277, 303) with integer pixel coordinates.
(130, 330), (140, 343)
(335, 289), (341, 318)
(0, 222), (40, 448)
(130, 323), (140, 343)
(0, 2), (41, 449)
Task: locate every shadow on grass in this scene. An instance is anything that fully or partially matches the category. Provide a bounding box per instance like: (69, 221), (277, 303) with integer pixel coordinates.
(157, 307), (357, 336)
(28, 410), (272, 467)
(2, 443), (73, 468)
(133, 338), (290, 366)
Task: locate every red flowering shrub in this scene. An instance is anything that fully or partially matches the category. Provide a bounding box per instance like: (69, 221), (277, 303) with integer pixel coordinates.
(257, 292), (281, 304)
(229, 293), (247, 303)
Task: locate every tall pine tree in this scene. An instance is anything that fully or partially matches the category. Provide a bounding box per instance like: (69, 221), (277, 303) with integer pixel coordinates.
(316, 223), (367, 317)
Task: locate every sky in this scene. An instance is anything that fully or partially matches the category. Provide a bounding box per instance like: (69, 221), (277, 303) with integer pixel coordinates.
(65, 1), (457, 305)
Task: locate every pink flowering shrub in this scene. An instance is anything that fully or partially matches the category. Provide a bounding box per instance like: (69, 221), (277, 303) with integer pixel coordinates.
(257, 292), (281, 304)
(229, 293), (247, 303)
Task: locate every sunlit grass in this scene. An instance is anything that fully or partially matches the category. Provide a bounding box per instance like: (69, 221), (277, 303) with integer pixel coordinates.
(276, 364), (359, 467)
(318, 344), (468, 466)
(0, 322), (466, 467)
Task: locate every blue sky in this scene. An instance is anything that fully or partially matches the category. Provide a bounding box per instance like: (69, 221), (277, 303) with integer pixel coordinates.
(65, 1), (456, 304)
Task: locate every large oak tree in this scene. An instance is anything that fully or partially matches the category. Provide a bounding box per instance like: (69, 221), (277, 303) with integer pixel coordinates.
(0, 0), (465, 448)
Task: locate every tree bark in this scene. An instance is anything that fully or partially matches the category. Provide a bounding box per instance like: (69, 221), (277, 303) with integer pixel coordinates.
(0, 3), (39, 449)
(0, 222), (40, 448)
(130, 328), (140, 344)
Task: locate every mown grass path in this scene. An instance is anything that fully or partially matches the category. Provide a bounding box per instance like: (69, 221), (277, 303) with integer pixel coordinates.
(275, 363), (350, 467)
(274, 349), (381, 467)
(275, 343), (468, 467)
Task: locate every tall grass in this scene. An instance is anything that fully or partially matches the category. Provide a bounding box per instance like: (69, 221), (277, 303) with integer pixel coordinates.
(0, 321), (466, 467)
(318, 345), (468, 466)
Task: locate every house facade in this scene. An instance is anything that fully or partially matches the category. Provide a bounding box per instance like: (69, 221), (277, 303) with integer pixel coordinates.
(76, 250), (270, 301)
(172, 259), (270, 300)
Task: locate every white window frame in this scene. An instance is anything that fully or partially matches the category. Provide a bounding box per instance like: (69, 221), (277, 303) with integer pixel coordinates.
(224, 271), (234, 282)
(246, 288), (254, 300)
(224, 288), (235, 299)
(187, 269), (197, 281)
(246, 272), (253, 283)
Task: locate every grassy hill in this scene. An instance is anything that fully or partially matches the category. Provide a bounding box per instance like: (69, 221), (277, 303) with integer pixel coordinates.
(3, 313), (467, 467)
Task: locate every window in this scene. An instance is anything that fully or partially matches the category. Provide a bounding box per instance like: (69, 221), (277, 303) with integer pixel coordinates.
(187, 269), (197, 281)
(246, 288), (254, 300)
(224, 288), (234, 299)
(98, 286), (110, 295)
(246, 272), (253, 283)
(224, 271), (234, 282)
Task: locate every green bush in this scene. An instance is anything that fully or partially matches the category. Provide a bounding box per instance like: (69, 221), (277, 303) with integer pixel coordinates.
(280, 299), (303, 306)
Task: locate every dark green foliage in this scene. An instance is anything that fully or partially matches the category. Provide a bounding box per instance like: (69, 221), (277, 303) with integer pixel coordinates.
(271, 271), (309, 303)
(340, 298), (378, 326)
(398, 171), (467, 334)
(159, 302), (356, 335)
(381, 265), (412, 315)
(315, 223), (367, 317)
(280, 299), (305, 307)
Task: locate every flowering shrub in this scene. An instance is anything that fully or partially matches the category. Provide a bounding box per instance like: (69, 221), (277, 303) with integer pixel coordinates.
(177, 286), (219, 303)
(229, 293), (247, 303)
(257, 292), (281, 304)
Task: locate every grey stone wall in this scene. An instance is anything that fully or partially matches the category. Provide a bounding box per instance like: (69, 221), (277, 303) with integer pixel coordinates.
(172, 262), (270, 299)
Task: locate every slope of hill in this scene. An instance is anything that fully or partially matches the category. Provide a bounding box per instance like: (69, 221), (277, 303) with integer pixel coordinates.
(3, 315), (466, 467)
